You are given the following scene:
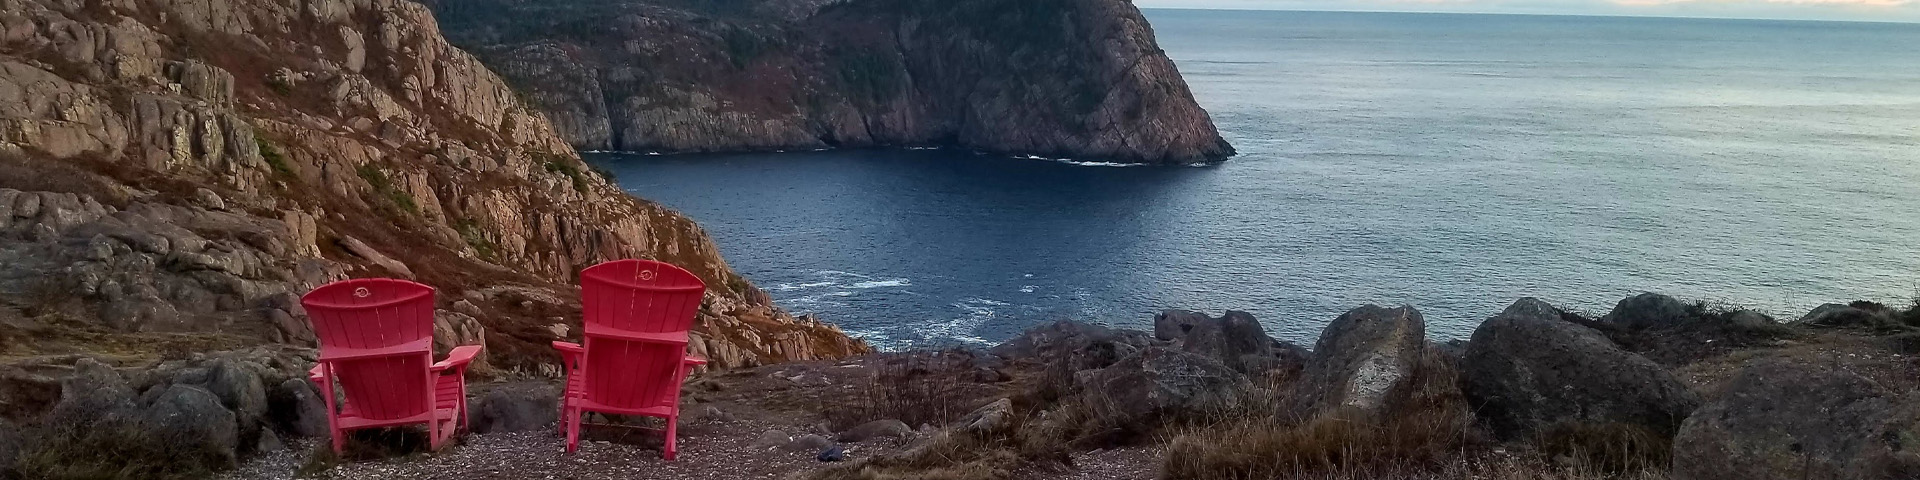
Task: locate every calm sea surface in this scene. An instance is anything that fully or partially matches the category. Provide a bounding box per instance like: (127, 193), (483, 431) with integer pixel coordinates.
(591, 10), (1920, 350)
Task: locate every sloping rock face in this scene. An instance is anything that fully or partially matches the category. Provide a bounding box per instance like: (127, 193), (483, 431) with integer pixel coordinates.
(1291, 305), (1426, 419)
(0, 0), (865, 375)
(1672, 359), (1920, 480)
(425, 0), (1233, 164)
(1461, 298), (1699, 440)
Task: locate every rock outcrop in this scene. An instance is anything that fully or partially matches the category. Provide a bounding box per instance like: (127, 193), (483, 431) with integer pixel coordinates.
(1672, 359), (1920, 480)
(0, 0), (866, 379)
(1292, 305), (1426, 419)
(426, 0), (1233, 164)
(1153, 310), (1309, 379)
(1461, 298), (1700, 440)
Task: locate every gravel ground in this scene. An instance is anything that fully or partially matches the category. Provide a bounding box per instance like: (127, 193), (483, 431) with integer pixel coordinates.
(226, 415), (929, 479)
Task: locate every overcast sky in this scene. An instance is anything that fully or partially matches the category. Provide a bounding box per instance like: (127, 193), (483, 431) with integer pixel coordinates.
(1135, 0), (1920, 23)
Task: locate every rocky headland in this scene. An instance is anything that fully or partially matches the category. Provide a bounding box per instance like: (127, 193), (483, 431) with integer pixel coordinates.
(424, 0), (1235, 164)
(0, 0), (870, 474)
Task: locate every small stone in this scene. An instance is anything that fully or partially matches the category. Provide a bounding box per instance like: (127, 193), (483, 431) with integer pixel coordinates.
(837, 419), (911, 443)
(191, 188), (226, 211)
(786, 434), (832, 452)
(256, 429), (285, 453)
(816, 445), (846, 462)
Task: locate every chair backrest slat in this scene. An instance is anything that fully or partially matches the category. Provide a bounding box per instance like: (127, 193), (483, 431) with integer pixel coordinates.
(579, 260), (705, 410)
(303, 278), (437, 421)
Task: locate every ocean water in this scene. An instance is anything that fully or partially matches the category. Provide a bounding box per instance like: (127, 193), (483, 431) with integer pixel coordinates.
(590, 10), (1920, 350)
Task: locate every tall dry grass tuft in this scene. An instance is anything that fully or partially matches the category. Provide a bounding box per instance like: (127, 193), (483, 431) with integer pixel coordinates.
(1161, 345), (1480, 479)
(827, 352), (974, 431)
(1536, 422), (1672, 473)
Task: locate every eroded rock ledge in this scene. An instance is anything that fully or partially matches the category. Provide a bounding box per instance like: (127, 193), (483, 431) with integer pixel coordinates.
(426, 0), (1235, 165)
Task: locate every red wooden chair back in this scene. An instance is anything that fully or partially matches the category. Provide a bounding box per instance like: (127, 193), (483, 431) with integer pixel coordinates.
(302, 278), (436, 421)
(579, 260), (704, 410)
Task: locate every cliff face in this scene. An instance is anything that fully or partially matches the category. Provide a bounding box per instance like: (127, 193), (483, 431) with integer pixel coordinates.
(427, 0), (1234, 165)
(0, 0), (865, 371)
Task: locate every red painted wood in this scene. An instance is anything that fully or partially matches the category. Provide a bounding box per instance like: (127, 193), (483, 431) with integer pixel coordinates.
(303, 278), (478, 454)
(560, 260), (706, 459)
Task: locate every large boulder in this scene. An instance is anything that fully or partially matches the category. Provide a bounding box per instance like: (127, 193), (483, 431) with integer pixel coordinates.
(1798, 302), (1909, 331)
(469, 382), (559, 433)
(1462, 298), (1699, 440)
(1154, 310), (1308, 378)
(1081, 347), (1247, 424)
(47, 358), (136, 428)
(1592, 293), (1797, 365)
(267, 377), (328, 437)
(1600, 292), (1692, 330)
(141, 384), (240, 469)
(1291, 305), (1426, 419)
(1673, 359), (1920, 480)
(204, 359), (268, 425)
(990, 320), (1153, 371)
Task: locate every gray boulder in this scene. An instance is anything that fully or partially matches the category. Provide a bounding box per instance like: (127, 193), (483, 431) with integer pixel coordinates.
(1292, 305), (1426, 419)
(48, 358), (136, 427)
(1600, 292), (1692, 330)
(470, 383), (560, 433)
(955, 398), (1013, 434)
(1082, 348), (1247, 423)
(837, 419), (912, 443)
(267, 377), (328, 437)
(1154, 310), (1308, 377)
(990, 320), (1152, 371)
(1798, 302), (1906, 331)
(142, 384), (240, 469)
(204, 359), (268, 424)
(1462, 298), (1699, 440)
(1672, 359), (1920, 480)
(1592, 293), (1797, 365)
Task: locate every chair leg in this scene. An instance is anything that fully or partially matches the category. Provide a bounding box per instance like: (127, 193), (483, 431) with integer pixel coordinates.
(663, 412), (679, 461)
(564, 407), (582, 453)
(330, 429), (345, 456)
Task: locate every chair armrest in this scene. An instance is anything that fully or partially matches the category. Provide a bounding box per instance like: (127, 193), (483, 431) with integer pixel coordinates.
(308, 364), (327, 382)
(431, 345), (483, 372)
(683, 356), (708, 367)
(551, 341), (583, 354)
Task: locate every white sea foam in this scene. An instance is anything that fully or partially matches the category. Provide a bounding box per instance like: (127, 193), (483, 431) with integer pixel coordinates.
(849, 279), (911, 289)
(769, 281), (837, 291)
(814, 270), (873, 279)
(1019, 285), (1037, 293)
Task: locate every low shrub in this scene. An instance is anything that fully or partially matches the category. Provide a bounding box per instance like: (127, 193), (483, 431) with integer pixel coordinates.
(355, 164), (419, 216)
(16, 417), (230, 480)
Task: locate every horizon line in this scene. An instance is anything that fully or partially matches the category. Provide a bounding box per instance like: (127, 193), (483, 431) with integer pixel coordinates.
(1136, 6), (1920, 25)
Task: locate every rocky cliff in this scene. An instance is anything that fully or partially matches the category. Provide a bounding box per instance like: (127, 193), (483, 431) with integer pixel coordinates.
(0, 0), (867, 385)
(426, 0), (1234, 165)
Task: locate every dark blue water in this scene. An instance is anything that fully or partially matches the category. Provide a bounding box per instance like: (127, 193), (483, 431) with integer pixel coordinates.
(591, 11), (1920, 350)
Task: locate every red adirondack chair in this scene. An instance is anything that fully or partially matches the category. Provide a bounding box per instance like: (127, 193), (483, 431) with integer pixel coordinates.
(303, 278), (481, 454)
(552, 259), (708, 458)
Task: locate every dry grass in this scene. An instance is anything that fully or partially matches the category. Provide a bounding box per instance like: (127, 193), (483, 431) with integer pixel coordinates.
(15, 417), (232, 480)
(826, 353), (975, 431)
(1161, 346), (1477, 479)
